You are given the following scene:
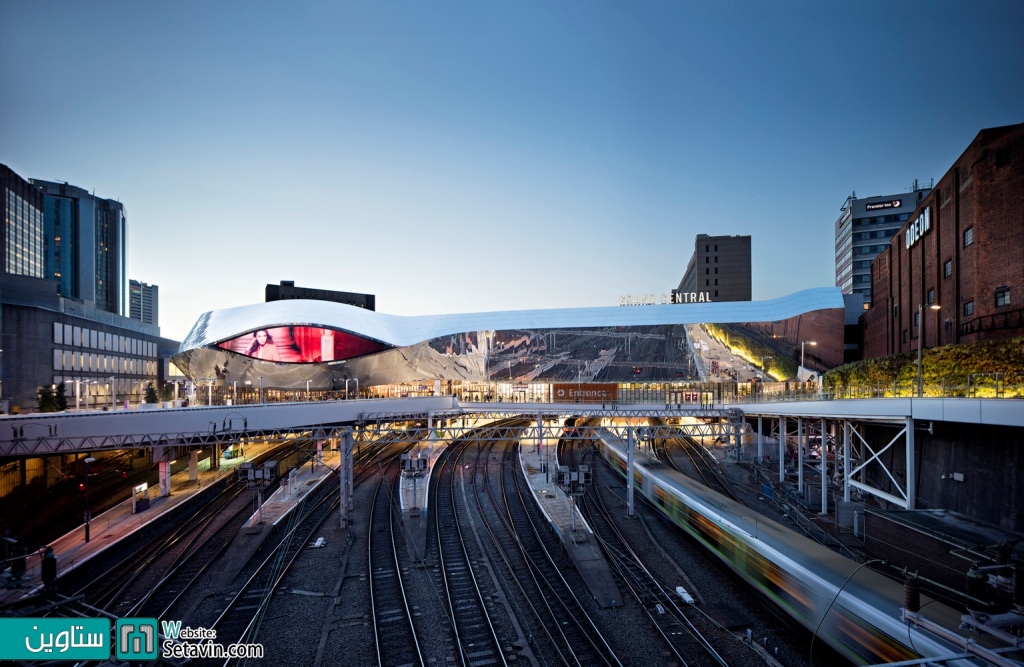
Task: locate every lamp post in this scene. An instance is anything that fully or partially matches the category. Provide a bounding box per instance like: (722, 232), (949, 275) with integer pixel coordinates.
(800, 341), (817, 377)
(83, 456), (96, 543)
(109, 376), (117, 410)
(917, 303), (942, 397)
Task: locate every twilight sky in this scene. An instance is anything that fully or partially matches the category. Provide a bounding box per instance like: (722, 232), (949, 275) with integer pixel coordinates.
(2, 1), (1022, 341)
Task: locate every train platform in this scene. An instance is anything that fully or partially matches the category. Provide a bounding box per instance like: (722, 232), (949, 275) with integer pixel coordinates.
(519, 430), (622, 608)
(209, 447), (342, 588)
(0, 440), (281, 607)
(398, 441), (441, 563)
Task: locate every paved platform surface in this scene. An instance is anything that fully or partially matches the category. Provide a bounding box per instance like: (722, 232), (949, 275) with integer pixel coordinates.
(210, 447), (341, 588)
(519, 425), (622, 608)
(0, 440), (282, 606)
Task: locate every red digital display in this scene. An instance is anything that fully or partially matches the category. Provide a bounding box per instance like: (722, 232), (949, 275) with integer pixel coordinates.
(217, 326), (389, 363)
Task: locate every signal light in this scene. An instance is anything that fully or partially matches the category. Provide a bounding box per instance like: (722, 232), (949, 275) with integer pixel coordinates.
(79, 483), (85, 492)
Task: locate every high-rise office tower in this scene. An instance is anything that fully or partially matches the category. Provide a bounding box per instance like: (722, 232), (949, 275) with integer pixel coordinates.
(676, 234), (751, 302)
(835, 185), (931, 306)
(30, 179), (128, 316)
(129, 280), (159, 326)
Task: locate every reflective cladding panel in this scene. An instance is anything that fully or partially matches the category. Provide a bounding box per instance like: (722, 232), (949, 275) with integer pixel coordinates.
(216, 325), (391, 363)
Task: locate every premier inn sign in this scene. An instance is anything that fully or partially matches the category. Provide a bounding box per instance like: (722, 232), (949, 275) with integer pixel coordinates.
(552, 383), (618, 403)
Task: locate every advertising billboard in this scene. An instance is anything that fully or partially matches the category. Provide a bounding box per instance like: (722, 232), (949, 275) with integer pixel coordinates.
(217, 326), (389, 363)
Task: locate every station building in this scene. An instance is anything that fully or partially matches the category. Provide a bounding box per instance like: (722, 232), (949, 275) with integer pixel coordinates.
(0, 164), (176, 412)
(861, 123), (1024, 358)
(172, 287), (847, 398)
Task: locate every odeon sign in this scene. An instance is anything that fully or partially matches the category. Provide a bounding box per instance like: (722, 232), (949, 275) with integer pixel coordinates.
(905, 206), (931, 249)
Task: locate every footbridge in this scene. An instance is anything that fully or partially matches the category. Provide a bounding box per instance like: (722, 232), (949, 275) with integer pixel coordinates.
(2, 396), (1021, 519)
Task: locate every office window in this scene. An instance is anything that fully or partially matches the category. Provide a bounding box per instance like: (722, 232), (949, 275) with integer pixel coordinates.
(963, 300), (974, 316)
(963, 227), (974, 247)
(996, 288), (1010, 307)
(714, 268), (718, 274)
(927, 288), (935, 304)
(706, 268), (709, 275)
(714, 256), (718, 263)
(903, 329), (908, 344)
(943, 259), (952, 278)
(706, 279), (710, 286)
(914, 311), (920, 327)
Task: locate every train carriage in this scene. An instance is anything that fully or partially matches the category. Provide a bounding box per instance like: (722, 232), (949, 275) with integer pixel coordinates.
(593, 429), (967, 665)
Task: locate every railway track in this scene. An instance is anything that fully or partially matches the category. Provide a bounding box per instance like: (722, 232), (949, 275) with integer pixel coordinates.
(564, 435), (729, 667)
(431, 440), (510, 667)
(208, 472), (339, 665)
(469, 425), (621, 667)
(367, 454), (425, 667)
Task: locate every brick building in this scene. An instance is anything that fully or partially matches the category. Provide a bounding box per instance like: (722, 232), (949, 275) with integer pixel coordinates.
(862, 123), (1024, 358)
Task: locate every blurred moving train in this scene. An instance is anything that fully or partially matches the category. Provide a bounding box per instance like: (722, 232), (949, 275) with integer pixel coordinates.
(592, 428), (972, 665)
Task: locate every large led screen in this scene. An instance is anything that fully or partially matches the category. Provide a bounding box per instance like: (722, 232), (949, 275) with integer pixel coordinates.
(217, 326), (390, 363)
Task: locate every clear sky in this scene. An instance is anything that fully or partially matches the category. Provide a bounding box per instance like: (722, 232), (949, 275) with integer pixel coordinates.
(2, 1), (1022, 341)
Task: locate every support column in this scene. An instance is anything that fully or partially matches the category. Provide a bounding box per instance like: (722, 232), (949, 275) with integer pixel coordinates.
(340, 429), (354, 527)
(188, 450), (199, 482)
(626, 426), (635, 518)
(797, 417), (804, 494)
(906, 416), (916, 510)
(843, 420), (851, 502)
(820, 418), (828, 516)
(778, 416), (785, 483)
(757, 416), (763, 462)
(155, 446), (171, 497)
(538, 414), (547, 483)
(210, 442), (220, 471)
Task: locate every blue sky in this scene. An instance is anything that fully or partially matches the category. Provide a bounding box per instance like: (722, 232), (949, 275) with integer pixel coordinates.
(2, 1), (1022, 341)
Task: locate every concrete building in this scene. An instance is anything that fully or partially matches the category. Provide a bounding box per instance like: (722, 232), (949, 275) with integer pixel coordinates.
(862, 123), (1024, 358)
(0, 165), (175, 412)
(265, 280), (375, 310)
(835, 186), (931, 306)
(129, 280), (159, 326)
(675, 234), (751, 302)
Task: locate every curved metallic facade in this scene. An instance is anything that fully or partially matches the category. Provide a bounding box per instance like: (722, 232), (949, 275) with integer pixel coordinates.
(173, 287), (845, 389)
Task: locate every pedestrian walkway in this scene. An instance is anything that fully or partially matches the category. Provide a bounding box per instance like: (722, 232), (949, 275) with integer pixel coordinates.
(518, 425), (622, 608)
(0, 440), (278, 607)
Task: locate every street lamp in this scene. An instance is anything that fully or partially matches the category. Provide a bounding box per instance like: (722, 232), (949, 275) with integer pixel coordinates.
(83, 456), (96, 543)
(109, 376), (117, 410)
(800, 341), (817, 377)
(917, 303), (942, 397)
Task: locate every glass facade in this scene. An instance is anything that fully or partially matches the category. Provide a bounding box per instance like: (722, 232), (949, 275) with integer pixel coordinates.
(44, 196), (79, 297)
(4, 189), (45, 278)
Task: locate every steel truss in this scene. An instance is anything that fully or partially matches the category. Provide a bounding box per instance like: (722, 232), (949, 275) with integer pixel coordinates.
(747, 413), (917, 511)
